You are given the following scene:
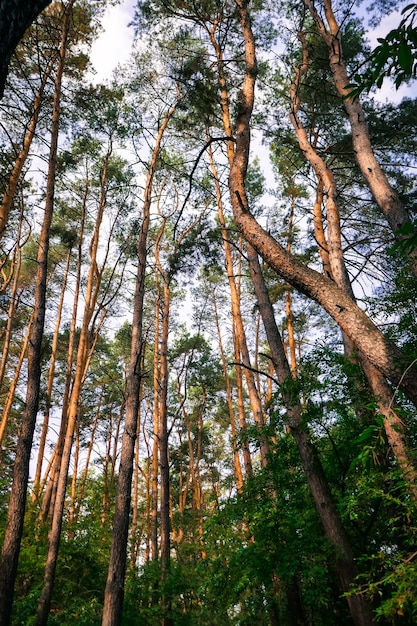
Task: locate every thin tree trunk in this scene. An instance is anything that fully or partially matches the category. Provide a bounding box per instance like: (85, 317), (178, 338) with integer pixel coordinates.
(32, 248), (71, 499)
(151, 292), (160, 561)
(285, 196), (298, 376)
(68, 422), (80, 528)
(208, 138), (270, 466)
(0, 56), (55, 239)
(101, 99), (178, 626)
(212, 289), (244, 491)
(0, 311), (33, 449)
(246, 242), (375, 624)
(0, 0), (70, 616)
(36, 128), (110, 626)
(74, 393), (103, 524)
(40, 165), (86, 523)
(129, 384), (142, 568)
(0, 211), (27, 390)
(159, 278), (172, 626)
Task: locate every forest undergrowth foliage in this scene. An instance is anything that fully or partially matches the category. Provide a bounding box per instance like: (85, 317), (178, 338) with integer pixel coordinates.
(0, 0), (417, 624)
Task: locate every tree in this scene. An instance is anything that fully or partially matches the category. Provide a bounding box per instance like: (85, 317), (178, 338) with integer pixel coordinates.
(0, 3), (74, 623)
(0, 0), (51, 97)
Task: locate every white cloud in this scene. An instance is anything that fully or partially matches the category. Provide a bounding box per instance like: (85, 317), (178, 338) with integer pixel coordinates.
(90, 0), (136, 82)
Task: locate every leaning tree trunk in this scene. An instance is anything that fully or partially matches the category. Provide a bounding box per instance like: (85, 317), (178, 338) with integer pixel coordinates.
(303, 0), (417, 276)
(246, 242), (376, 626)
(0, 56), (54, 239)
(227, 2), (379, 625)
(289, 29), (417, 496)
(226, 2), (417, 406)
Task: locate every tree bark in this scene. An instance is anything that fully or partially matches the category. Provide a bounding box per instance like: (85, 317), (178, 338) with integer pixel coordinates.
(36, 126), (110, 626)
(101, 100), (178, 626)
(0, 2), (70, 621)
(0, 56), (54, 239)
(246, 242), (376, 625)
(32, 248), (71, 499)
(290, 29), (417, 494)
(212, 288), (244, 491)
(303, 0), (417, 275)
(228, 3), (376, 625)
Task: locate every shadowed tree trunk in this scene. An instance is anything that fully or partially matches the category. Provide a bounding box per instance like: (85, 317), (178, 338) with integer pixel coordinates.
(101, 99), (178, 626)
(0, 0), (51, 97)
(0, 2), (71, 621)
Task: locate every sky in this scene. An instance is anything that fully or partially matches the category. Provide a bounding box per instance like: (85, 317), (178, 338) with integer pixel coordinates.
(90, 1), (416, 102)
(89, 0), (137, 82)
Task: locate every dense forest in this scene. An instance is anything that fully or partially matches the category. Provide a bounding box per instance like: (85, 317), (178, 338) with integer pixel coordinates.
(0, 0), (416, 624)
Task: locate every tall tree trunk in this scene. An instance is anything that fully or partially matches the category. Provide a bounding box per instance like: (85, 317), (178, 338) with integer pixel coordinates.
(151, 292), (160, 562)
(0, 209), (28, 389)
(208, 139), (270, 466)
(36, 131), (110, 626)
(0, 311), (33, 449)
(246, 242), (375, 625)
(228, 89), (417, 405)
(0, 2), (71, 620)
(32, 248), (71, 499)
(290, 29), (417, 493)
(0, 0), (74, 626)
(40, 184), (85, 522)
(0, 56), (54, 239)
(303, 0), (417, 275)
(212, 288), (244, 491)
(159, 277), (172, 626)
(101, 99), (178, 626)
(227, 3), (376, 625)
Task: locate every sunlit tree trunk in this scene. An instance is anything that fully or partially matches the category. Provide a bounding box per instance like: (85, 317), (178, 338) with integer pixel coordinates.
(290, 29), (417, 495)
(0, 210), (28, 389)
(151, 291), (160, 561)
(36, 132), (111, 625)
(0, 57), (54, 239)
(32, 248), (71, 499)
(208, 139), (270, 466)
(285, 196), (298, 376)
(68, 422), (80, 529)
(74, 393), (103, 525)
(212, 288), (244, 491)
(0, 311), (33, 449)
(129, 379), (142, 568)
(303, 0), (417, 275)
(227, 13), (417, 406)
(40, 201), (84, 521)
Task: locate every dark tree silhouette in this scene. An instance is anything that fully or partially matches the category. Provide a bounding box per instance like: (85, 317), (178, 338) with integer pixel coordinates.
(0, 0), (51, 96)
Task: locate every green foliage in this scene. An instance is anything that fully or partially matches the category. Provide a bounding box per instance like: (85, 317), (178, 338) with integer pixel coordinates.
(348, 4), (417, 96)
